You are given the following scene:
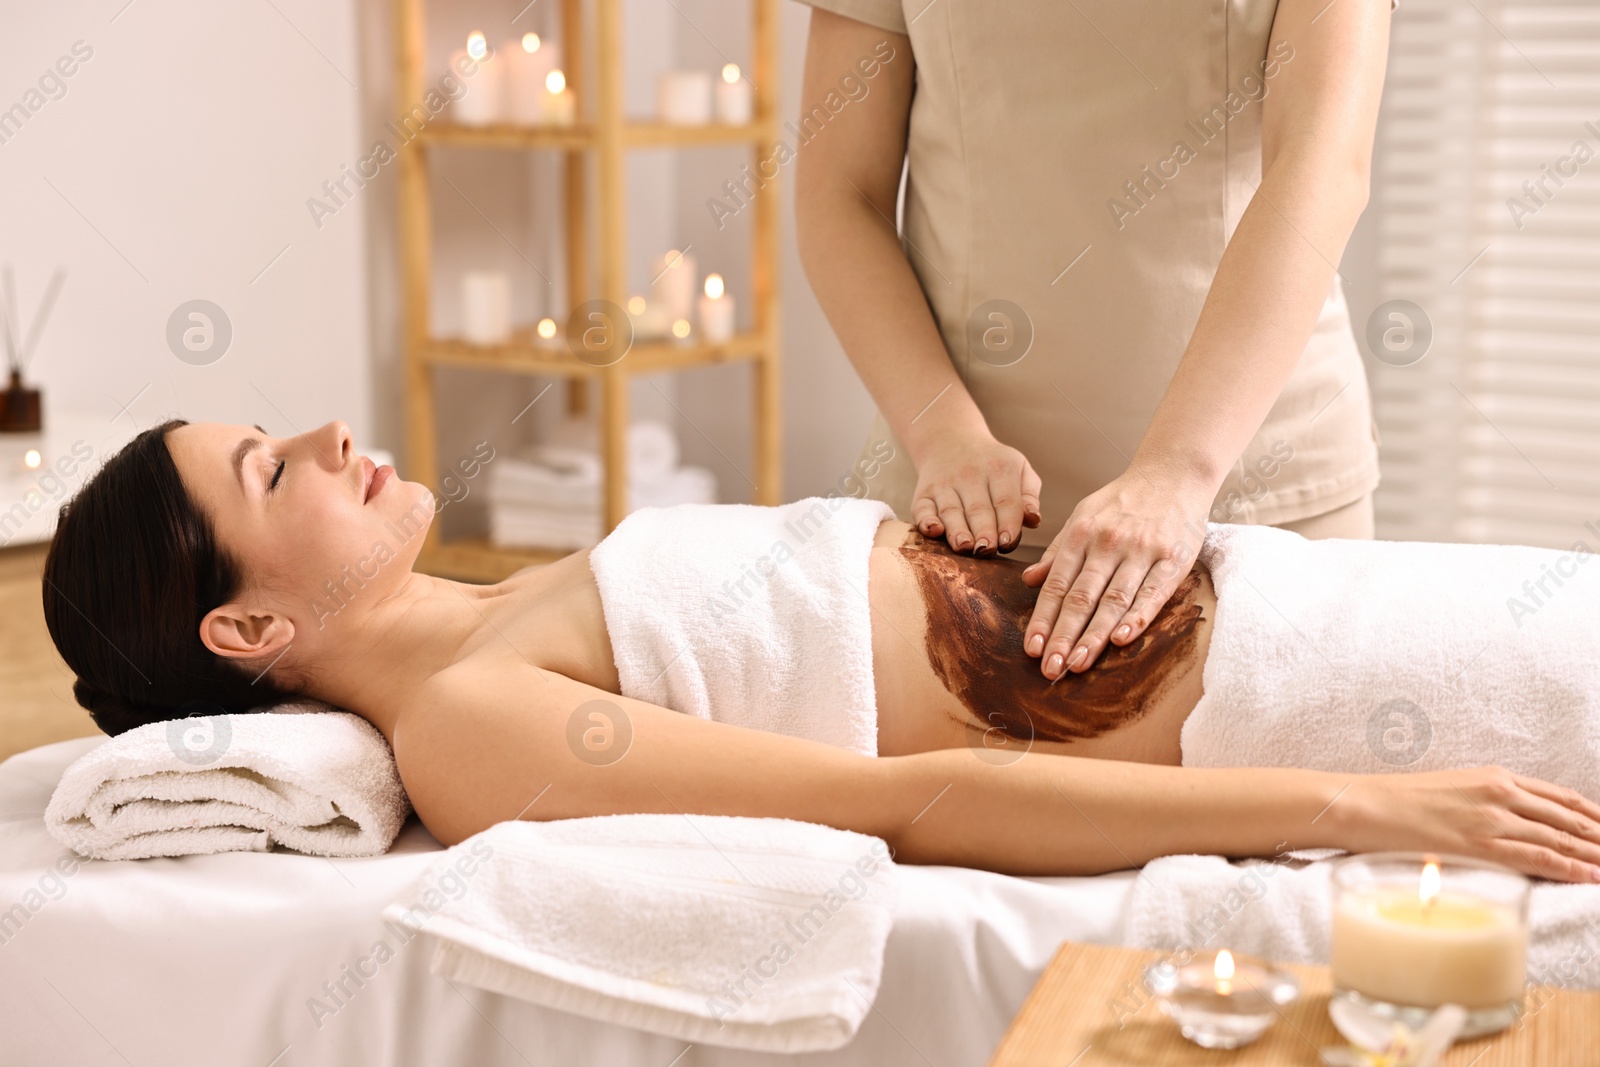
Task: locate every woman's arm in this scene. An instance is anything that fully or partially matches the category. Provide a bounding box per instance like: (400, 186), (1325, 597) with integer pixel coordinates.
(794, 10), (1040, 556)
(395, 666), (1600, 882)
(1022, 0), (1394, 677)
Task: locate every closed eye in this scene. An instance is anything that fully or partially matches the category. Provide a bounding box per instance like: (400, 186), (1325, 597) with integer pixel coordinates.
(269, 459), (285, 492)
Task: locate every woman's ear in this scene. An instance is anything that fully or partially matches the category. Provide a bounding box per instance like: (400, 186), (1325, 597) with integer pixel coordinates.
(200, 604), (295, 662)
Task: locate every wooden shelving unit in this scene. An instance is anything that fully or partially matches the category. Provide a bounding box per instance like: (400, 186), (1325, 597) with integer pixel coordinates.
(395, 0), (783, 583)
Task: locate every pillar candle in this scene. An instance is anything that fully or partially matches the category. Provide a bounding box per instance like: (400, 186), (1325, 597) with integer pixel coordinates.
(650, 250), (697, 323)
(540, 70), (577, 127)
(714, 64), (753, 125)
(505, 34), (561, 125)
(461, 271), (512, 345)
(658, 70), (712, 125)
(697, 273), (735, 343)
(451, 33), (503, 126)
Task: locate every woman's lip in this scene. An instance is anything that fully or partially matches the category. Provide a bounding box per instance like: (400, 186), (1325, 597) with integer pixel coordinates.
(366, 463), (393, 503)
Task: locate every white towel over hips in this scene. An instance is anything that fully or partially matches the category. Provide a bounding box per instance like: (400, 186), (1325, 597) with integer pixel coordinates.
(1181, 523), (1600, 803)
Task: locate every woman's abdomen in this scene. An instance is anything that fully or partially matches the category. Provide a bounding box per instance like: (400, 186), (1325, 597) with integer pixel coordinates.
(867, 520), (1214, 764)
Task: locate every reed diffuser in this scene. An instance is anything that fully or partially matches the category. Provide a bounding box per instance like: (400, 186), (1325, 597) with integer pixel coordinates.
(1, 265), (65, 434)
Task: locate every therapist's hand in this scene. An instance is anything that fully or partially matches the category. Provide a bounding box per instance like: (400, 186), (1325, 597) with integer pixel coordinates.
(910, 429), (1042, 555)
(1020, 467), (1212, 680)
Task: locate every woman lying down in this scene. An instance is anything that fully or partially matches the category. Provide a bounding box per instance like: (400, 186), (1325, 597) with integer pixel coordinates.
(43, 420), (1600, 883)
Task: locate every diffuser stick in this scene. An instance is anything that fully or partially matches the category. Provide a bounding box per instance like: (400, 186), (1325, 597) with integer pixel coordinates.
(19, 268), (66, 373)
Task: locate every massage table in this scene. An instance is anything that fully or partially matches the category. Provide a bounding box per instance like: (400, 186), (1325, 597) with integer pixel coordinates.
(0, 736), (1137, 1066)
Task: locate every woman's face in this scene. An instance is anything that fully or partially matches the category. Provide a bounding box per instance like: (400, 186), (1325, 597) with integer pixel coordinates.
(166, 421), (435, 633)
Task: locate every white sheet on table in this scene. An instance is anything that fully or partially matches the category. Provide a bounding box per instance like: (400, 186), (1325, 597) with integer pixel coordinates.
(1, 737), (1137, 1067)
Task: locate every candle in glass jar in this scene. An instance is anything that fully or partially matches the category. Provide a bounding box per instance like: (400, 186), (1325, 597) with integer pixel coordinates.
(698, 273), (735, 343)
(1331, 860), (1526, 1010)
(714, 64), (753, 124)
(451, 32), (503, 126)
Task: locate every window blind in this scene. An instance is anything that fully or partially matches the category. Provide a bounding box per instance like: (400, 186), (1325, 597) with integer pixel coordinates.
(1369, 0), (1600, 549)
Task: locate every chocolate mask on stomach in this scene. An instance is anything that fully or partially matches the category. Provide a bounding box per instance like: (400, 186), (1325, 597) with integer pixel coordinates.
(898, 530), (1207, 743)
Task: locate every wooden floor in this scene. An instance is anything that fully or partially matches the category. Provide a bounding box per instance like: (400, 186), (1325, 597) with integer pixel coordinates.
(0, 543), (101, 764)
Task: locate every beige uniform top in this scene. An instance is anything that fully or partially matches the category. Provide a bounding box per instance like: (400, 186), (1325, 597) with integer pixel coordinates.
(798, 0), (1382, 549)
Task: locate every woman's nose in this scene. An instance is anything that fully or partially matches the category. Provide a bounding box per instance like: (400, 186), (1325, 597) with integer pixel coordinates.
(310, 421), (353, 469)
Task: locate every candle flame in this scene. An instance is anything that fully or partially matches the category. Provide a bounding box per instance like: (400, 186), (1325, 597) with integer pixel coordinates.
(671, 318), (692, 339)
(704, 273), (725, 300)
(23, 449), (41, 469)
(467, 32), (487, 60)
(627, 295), (646, 315)
(722, 63), (741, 84)
(1214, 949), (1235, 995)
(1419, 860), (1441, 907)
(522, 32), (541, 53)
(546, 69), (566, 94)
(536, 317), (557, 339)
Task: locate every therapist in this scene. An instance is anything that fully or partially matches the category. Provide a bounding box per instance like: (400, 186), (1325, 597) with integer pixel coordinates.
(794, 0), (1392, 680)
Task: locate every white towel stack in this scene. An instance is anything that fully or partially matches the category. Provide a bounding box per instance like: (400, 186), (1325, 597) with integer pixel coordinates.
(381, 813), (900, 1052)
(488, 418), (716, 550)
(44, 704), (411, 860)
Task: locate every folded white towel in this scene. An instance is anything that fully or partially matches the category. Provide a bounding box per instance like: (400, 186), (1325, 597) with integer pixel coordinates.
(488, 464), (716, 525)
(380, 814), (899, 1053)
(44, 704), (410, 860)
(489, 419), (685, 510)
(1127, 853), (1600, 988)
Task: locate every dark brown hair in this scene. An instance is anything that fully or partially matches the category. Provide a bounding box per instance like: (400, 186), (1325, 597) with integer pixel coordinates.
(42, 419), (298, 736)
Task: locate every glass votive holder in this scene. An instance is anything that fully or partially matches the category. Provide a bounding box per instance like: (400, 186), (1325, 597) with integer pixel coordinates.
(1330, 852), (1529, 1038)
(1143, 949), (1300, 1049)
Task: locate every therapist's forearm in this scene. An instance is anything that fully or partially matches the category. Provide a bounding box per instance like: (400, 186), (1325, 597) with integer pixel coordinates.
(1131, 150), (1370, 491)
(796, 188), (988, 464)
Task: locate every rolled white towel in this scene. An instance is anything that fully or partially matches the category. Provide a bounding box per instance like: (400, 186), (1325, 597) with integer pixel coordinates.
(44, 703), (410, 861)
(381, 814), (899, 1053)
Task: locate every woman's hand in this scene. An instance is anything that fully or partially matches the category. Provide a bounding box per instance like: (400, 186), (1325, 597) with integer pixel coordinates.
(1020, 465), (1213, 680)
(1337, 767), (1600, 884)
(909, 429), (1042, 555)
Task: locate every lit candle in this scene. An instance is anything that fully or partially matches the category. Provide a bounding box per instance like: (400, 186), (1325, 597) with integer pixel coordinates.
(505, 33), (561, 125)
(697, 272), (735, 343)
(535, 317), (559, 345)
(1331, 856), (1527, 1014)
(1144, 948), (1299, 1050)
(461, 271), (511, 345)
(651, 249), (697, 323)
(626, 295), (671, 340)
(539, 69), (576, 127)
(714, 64), (753, 124)
(658, 70), (712, 125)
(451, 32), (504, 126)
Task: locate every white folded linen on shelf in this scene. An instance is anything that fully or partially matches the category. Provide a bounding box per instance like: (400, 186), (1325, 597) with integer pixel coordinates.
(487, 418), (714, 550)
(489, 467), (718, 550)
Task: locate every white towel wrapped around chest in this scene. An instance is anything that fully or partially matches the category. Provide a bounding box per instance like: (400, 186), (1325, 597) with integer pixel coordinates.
(1182, 523), (1600, 800)
(588, 496), (896, 756)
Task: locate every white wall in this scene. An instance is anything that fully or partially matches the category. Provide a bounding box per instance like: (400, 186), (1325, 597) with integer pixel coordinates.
(0, 0), (371, 445)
